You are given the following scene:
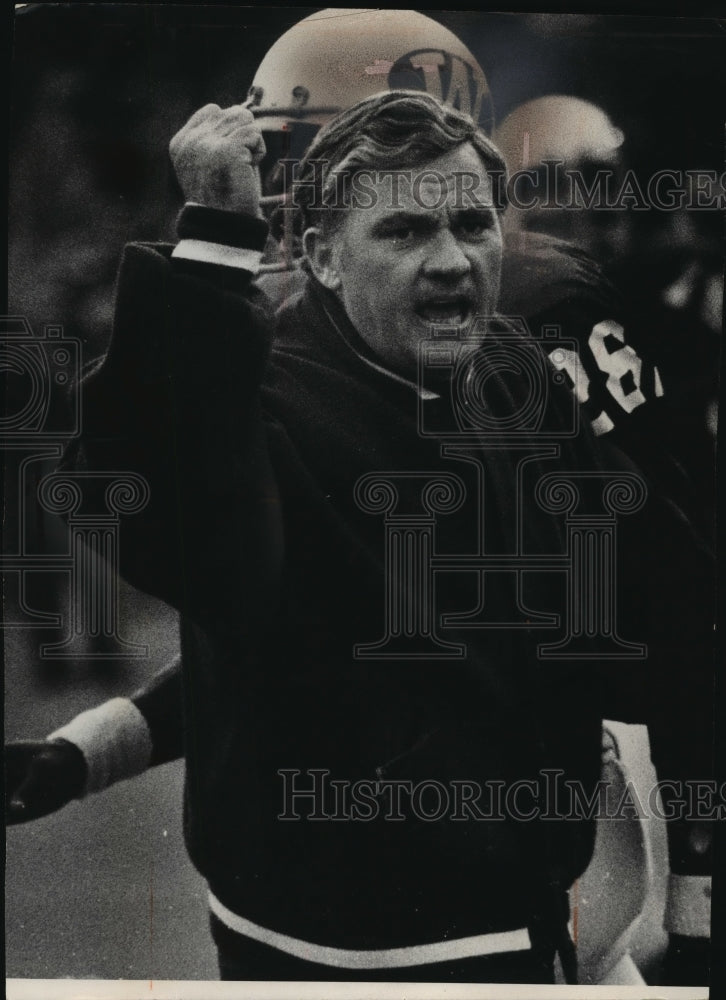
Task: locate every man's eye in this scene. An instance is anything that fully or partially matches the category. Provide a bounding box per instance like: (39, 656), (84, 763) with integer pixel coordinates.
(456, 214), (493, 238)
(387, 227), (414, 242)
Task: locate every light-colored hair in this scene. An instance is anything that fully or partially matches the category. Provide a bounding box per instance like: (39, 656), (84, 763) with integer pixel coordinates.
(287, 90), (508, 238)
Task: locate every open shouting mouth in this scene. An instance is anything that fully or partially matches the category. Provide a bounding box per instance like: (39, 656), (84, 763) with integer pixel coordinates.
(414, 295), (475, 327)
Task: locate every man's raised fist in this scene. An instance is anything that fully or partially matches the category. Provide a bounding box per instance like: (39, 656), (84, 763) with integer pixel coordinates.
(169, 103), (266, 217)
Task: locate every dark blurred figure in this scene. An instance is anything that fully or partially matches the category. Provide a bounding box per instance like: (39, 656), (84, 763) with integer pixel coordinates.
(495, 94), (718, 543)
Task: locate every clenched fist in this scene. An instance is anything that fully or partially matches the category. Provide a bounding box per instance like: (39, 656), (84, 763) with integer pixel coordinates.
(169, 103), (266, 217)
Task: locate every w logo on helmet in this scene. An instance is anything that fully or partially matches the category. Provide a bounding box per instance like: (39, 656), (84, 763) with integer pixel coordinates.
(388, 49), (492, 130)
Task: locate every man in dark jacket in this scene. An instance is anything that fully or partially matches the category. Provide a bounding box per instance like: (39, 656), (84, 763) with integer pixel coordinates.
(6, 92), (714, 985)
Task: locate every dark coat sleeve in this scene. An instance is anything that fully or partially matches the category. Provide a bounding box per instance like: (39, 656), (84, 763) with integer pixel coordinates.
(131, 655), (185, 766)
(60, 242), (284, 629)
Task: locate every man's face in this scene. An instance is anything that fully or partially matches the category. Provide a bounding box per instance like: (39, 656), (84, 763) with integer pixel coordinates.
(321, 143), (503, 379)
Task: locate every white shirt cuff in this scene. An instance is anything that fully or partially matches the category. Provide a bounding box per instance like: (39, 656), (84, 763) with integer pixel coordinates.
(663, 874), (711, 938)
(49, 697), (153, 795)
(172, 238), (263, 273)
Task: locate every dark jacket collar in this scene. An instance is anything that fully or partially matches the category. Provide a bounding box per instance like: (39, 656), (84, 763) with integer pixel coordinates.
(273, 275), (437, 399)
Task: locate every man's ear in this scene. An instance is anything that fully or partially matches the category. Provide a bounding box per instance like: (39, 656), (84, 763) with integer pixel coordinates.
(303, 227), (341, 291)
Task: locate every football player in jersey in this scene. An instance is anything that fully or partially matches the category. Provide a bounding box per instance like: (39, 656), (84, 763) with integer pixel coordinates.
(495, 95), (717, 544)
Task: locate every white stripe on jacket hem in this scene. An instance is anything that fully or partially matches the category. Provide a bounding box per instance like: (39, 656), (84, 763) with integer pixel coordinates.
(208, 891), (532, 969)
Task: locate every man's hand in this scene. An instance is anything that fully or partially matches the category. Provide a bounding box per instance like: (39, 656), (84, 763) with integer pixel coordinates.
(169, 104), (266, 216)
(5, 739), (87, 824)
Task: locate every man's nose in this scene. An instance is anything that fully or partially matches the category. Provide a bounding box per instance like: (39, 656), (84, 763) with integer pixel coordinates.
(421, 229), (471, 280)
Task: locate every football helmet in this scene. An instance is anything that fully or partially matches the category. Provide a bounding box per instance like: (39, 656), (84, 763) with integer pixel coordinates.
(247, 9), (494, 274)
(249, 8), (492, 134)
(494, 96), (629, 265)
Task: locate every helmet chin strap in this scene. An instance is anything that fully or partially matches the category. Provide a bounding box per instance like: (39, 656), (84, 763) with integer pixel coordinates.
(251, 105), (299, 274)
(257, 193), (298, 274)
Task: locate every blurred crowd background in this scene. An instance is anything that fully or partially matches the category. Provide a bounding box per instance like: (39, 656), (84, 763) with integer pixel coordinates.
(6, 4), (724, 984)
